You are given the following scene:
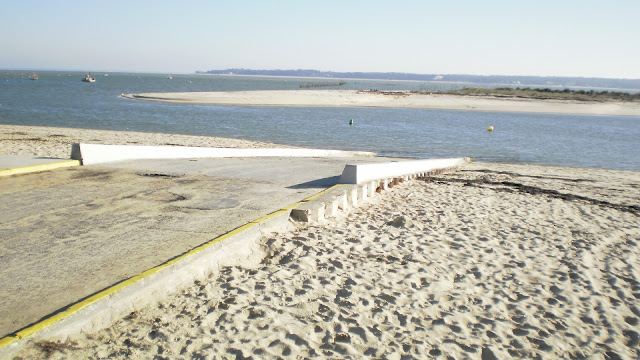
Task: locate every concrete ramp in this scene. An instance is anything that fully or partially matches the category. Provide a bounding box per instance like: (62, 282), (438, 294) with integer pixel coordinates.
(0, 151), (470, 358)
(71, 143), (376, 165)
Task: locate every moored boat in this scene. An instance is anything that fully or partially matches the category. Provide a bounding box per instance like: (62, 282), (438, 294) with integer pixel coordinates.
(82, 73), (96, 82)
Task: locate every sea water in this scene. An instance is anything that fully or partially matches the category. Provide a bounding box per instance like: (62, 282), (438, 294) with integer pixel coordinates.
(1, 71), (638, 171)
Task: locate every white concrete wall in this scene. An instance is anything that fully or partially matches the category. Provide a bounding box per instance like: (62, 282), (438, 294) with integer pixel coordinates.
(339, 158), (468, 184)
(71, 143), (376, 165)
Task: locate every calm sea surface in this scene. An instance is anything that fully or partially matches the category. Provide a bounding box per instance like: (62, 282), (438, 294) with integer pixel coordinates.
(1, 71), (639, 171)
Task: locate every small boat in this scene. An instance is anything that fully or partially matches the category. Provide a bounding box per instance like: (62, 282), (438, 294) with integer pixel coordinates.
(82, 73), (96, 82)
(167, 75), (173, 80)
(29, 73), (38, 80)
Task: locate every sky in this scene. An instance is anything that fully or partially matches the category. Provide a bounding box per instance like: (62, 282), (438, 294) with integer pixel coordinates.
(1, 0), (639, 79)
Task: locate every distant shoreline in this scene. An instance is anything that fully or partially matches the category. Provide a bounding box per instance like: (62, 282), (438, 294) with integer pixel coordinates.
(197, 69), (640, 91)
(123, 90), (640, 117)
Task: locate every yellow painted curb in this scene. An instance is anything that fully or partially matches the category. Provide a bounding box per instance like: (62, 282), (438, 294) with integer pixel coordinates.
(301, 184), (342, 202)
(0, 336), (17, 348)
(250, 209), (289, 224)
(0, 184), (336, 351)
(278, 185), (342, 212)
(0, 160), (80, 177)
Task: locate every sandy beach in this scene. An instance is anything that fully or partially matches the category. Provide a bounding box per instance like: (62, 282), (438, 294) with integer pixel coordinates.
(0, 124), (290, 159)
(3, 125), (638, 359)
(123, 90), (640, 117)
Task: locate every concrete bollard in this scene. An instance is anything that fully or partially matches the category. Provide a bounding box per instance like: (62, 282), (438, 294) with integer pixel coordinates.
(358, 184), (368, 202)
(368, 181), (377, 198)
(346, 186), (358, 208)
(324, 197), (340, 218)
(290, 201), (325, 222)
(335, 192), (348, 212)
(316, 191), (348, 218)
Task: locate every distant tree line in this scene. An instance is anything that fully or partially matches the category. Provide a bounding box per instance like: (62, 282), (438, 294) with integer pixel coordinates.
(437, 87), (640, 102)
(197, 68), (640, 91)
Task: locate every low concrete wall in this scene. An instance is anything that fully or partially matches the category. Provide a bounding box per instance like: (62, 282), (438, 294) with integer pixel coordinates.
(338, 158), (468, 184)
(71, 143), (376, 165)
(291, 160), (469, 224)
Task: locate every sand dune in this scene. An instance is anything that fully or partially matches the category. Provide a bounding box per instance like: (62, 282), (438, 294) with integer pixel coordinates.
(13, 161), (640, 359)
(123, 90), (640, 116)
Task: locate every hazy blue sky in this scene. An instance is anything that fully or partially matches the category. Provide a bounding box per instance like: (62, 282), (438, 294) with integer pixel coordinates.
(2, 0), (638, 78)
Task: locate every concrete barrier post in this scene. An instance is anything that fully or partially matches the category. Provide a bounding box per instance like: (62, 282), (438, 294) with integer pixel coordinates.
(336, 192), (348, 211)
(291, 201), (325, 223)
(358, 184), (368, 202)
(346, 186), (358, 208)
(368, 181), (377, 198)
(316, 204), (325, 222)
(324, 196), (343, 218)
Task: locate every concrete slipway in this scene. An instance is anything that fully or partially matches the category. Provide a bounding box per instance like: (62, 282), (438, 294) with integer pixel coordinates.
(0, 148), (466, 358)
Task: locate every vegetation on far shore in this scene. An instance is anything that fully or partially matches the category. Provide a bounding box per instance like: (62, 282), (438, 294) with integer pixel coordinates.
(432, 87), (640, 102)
(200, 69), (640, 91)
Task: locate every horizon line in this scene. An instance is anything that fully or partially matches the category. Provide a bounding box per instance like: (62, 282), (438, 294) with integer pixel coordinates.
(2, 67), (639, 81)
(198, 68), (640, 81)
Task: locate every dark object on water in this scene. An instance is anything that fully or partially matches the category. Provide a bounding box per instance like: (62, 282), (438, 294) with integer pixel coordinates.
(82, 74), (95, 83)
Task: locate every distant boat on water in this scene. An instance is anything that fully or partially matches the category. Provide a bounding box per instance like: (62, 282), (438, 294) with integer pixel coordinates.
(167, 75), (173, 80)
(82, 73), (96, 83)
(29, 73), (38, 80)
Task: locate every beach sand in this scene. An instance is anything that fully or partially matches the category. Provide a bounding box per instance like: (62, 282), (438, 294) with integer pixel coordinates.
(8, 126), (639, 360)
(123, 90), (640, 117)
(0, 124), (290, 159)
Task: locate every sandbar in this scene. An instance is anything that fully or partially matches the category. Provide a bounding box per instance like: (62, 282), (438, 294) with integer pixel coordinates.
(123, 90), (640, 116)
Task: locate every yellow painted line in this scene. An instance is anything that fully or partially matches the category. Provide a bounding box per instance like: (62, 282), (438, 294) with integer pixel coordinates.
(0, 336), (17, 348)
(300, 184), (342, 202)
(250, 209), (289, 224)
(0, 160), (80, 177)
(281, 201), (306, 211)
(0, 184), (338, 350)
